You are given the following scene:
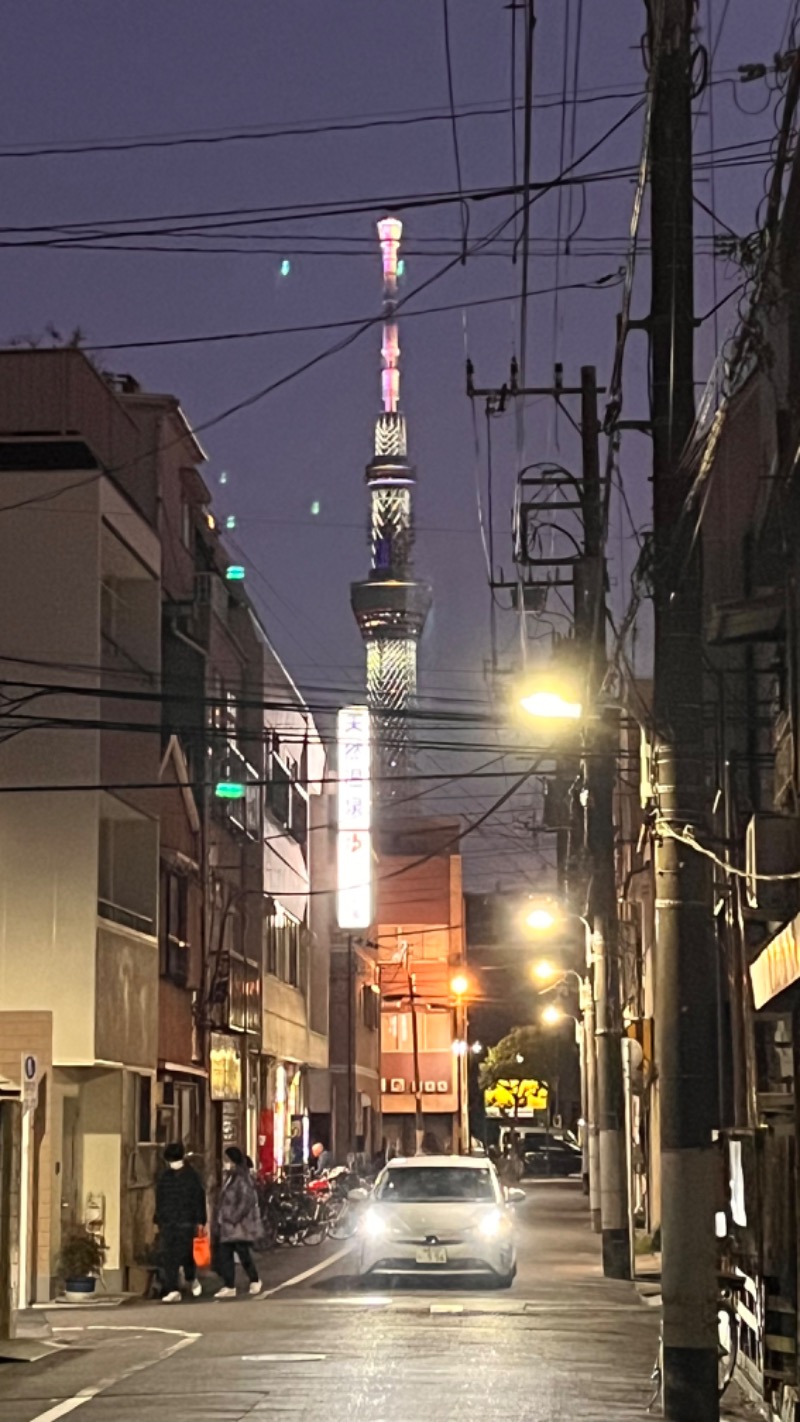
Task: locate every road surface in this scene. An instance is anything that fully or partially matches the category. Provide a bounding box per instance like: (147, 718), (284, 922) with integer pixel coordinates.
(0, 1182), (760, 1422)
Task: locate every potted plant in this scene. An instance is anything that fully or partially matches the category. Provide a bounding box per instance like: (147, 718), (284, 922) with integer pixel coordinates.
(57, 1227), (107, 1301)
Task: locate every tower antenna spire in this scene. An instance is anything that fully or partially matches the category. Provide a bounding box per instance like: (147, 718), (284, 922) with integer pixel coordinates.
(350, 217), (432, 799)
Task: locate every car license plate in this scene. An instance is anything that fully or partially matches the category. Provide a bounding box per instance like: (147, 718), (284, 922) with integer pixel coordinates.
(416, 1246), (447, 1265)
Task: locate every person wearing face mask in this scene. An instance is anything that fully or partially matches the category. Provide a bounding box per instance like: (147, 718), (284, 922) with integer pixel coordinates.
(213, 1146), (264, 1299)
(154, 1142), (207, 1303)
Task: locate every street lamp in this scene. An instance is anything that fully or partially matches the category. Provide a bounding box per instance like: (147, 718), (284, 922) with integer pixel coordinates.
(541, 1003), (567, 1027)
(532, 961), (585, 990)
(525, 906), (558, 932)
(519, 689), (582, 720)
(450, 973), (469, 997)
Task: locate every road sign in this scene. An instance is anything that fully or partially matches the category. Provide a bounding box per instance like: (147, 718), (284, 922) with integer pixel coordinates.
(21, 1053), (39, 1113)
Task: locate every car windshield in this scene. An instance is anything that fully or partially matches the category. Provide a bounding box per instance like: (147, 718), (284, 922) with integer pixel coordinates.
(376, 1167), (496, 1203)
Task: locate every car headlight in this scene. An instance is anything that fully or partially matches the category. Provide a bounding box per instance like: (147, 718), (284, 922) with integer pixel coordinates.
(478, 1209), (510, 1239)
(361, 1209), (388, 1240)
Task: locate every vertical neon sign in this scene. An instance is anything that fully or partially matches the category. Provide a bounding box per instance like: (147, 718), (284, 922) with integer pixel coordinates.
(337, 706), (372, 929)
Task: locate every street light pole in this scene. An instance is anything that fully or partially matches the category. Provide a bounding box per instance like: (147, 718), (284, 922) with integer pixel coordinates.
(576, 364), (630, 1280)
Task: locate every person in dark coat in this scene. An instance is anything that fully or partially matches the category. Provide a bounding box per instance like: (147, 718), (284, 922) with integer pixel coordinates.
(154, 1142), (207, 1303)
(213, 1146), (264, 1298)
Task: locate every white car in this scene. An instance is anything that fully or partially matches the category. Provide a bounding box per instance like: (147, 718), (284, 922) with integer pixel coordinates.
(356, 1154), (523, 1287)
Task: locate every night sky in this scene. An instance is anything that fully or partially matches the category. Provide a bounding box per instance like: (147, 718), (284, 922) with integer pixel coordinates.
(1, 2), (792, 887)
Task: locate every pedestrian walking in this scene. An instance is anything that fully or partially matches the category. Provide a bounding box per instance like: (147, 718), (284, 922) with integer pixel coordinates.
(154, 1142), (207, 1304)
(213, 1146), (264, 1299)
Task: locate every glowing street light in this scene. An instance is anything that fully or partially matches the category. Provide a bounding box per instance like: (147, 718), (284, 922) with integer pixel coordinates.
(520, 689), (582, 721)
(451, 1039), (468, 1057)
(532, 960), (560, 983)
(471, 1041), (483, 1054)
(450, 974), (469, 997)
(541, 1004), (566, 1027)
(526, 906), (558, 932)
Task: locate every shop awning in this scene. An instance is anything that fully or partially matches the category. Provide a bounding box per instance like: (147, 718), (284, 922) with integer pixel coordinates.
(750, 912), (800, 1008)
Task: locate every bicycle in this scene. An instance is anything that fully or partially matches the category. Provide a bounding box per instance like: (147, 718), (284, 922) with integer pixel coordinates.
(647, 1275), (742, 1410)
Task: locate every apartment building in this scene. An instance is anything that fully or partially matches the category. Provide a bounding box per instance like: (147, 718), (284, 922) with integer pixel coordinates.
(376, 817), (466, 1154)
(0, 349), (330, 1297)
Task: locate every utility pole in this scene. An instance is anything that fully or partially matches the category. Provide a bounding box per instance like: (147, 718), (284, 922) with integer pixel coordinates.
(576, 365), (630, 1280)
(407, 960), (424, 1153)
(648, 3), (719, 1416)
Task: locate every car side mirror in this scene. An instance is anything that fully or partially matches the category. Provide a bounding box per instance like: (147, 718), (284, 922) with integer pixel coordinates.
(506, 1188), (526, 1204)
(348, 1187), (369, 1201)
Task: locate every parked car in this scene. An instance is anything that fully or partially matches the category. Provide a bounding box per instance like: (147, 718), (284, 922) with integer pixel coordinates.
(356, 1155), (524, 1287)
(520, 1130), (582, 1178)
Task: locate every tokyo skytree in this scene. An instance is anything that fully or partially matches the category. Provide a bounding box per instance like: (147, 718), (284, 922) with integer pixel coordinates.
(350, 217), (431, 797)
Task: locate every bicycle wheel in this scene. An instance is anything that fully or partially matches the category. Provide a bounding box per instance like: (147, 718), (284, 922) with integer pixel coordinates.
(717, 1300), (738, 1397)
(328, 1203), (360, 1240)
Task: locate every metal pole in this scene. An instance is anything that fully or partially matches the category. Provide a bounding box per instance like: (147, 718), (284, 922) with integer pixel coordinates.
(579, 1018), (589, 1193)
(577, 363), (630, 1279)
(648, 3), (719, 1415)
(583, 986), (601, 1233)
(585, 712), (630, 1278)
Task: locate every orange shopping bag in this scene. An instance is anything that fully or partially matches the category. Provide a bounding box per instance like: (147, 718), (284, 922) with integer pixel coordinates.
(193, 1228), (211, 1270)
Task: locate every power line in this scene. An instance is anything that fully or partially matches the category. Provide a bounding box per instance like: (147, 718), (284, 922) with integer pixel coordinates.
(0, 86), (662, 162)
(80, 273), (624, 353)
(441, 0), (469, 262)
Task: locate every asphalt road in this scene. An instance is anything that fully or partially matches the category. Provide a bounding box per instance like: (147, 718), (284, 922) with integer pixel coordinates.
(1, 1183), (761, 1422)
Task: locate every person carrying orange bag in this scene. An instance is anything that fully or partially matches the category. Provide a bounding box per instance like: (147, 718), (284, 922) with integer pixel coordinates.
(154, 1142), (208, 1303)
(192, 1227), (211, 1270)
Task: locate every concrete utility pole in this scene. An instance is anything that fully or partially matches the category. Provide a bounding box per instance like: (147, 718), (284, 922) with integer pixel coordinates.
(576, 365), (630, 1280)
(466, 360), (628, 1272)
(647, 2), (719, 1416)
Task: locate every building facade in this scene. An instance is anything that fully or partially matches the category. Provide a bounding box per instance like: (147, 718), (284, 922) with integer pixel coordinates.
(0, 349), (330, 1298)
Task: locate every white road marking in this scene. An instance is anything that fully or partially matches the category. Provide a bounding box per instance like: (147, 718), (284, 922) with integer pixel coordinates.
(28, 1330), (197, 1422)
(241, 1353), (327, 1362)
(259, 1243), (354, 1298)
(430, 1303), (464, 1314)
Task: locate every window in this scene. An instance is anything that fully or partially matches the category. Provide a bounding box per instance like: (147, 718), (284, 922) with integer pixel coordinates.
(180, 498), (193, 550)
(132, 1073), (153, 1144)
(287, 920), (300, 987)
(375, 1167), (497, 1204)
(268, 752), (291, 827)
(245, 958), (261, 1034)
(361, 984), (380, 1030)
(228, 953), (246, 1031)
(98, 795), (158, 934)
(99, 523), (159, 674)
(381, 1010), (450, 1052)
(160, 869), (189, 986)
(264, 904), (302, 986)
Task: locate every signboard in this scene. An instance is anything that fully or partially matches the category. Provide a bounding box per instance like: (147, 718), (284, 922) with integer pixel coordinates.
(484, 1078), (548, 1118)
(337, 706), (372, 929)
(21, 1053), (39, 1114)
(209, 1033), (242, 1102)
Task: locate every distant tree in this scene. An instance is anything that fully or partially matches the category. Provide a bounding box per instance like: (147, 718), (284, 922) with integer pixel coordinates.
(479, 1025), (564, 1129)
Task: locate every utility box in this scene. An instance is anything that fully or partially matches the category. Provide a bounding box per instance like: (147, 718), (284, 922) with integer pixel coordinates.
(745, 814), (800, 921)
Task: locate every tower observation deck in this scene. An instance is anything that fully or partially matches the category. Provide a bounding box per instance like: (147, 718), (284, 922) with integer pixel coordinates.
(350, 217), (431, 794)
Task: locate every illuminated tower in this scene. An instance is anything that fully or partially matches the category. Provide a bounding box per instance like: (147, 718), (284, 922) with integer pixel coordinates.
(351, 217), (431, 794)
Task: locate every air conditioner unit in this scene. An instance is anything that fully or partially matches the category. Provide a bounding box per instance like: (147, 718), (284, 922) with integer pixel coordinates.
(746, 813), (800, 920)
(389, 1078), (405, 1093)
